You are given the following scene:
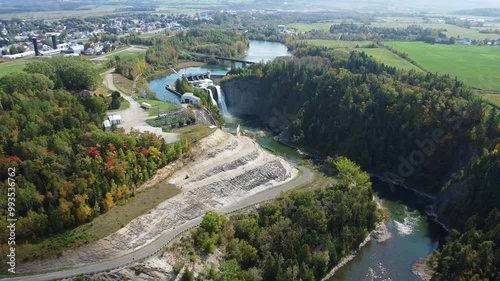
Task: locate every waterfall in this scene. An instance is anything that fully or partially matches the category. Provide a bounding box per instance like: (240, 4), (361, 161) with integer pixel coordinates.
(206, 89), (218, 107)
(215, 85), (228, 115)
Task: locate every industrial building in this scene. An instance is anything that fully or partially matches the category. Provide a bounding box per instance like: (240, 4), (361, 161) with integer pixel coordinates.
(67, 44), (84, 54)
(181, 93), (200, 105)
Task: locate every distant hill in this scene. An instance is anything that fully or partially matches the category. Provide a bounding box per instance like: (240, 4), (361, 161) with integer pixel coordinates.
(0, 0), (157, 14)
(452, 8), (500, 17)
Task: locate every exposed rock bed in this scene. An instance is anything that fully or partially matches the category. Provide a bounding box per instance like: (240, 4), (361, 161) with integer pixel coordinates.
(17, 130), (297, 274)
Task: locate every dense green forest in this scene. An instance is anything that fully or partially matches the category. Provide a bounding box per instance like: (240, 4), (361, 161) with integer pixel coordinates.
(429, 147), (499, 280)
(225, 47), (499, 191)
(430, 148), (500, 280)
(224, 46), (500, 279)
(0, 61), (188, 245)
(24, 57), (101, 91)
(177, 157), (379, 281)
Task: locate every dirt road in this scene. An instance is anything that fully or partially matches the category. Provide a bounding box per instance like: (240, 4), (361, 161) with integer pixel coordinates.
(101, 69), (179, 143)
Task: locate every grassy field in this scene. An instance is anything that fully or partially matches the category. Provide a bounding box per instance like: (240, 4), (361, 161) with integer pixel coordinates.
(362, 48), (423, 72)
(303, 40), (374, 49)
(134, 97), (180, 116)
(304, 40), (422, 72)
(0, 59), (29, 77)
(14, 181), (180, 262)
(482, 94), (500, 108)
(385, 42), (500, 90)
(172, 125), (216, 144)
(112, 73), (134, 96)
(372, 23), (488, 40)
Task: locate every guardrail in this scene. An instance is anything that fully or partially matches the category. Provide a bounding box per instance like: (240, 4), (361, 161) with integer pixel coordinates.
(62, 198), (275, 280)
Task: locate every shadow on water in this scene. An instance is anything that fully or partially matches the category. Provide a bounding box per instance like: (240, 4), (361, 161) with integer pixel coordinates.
(222, 113), (301, 162)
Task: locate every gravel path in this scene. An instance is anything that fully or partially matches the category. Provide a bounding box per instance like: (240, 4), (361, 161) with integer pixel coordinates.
(102, 69), (180, 143)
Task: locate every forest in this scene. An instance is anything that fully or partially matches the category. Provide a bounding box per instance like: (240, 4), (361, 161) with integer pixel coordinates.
(111, 28), (249, 80)
(175, 157), (379, 281)
(224, 46), (499, 279)
(329, 24), (449, 43)
(430, 147), (499, 280)
(0, 59), (189, 245)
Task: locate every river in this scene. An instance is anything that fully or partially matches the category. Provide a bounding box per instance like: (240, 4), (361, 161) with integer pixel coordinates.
(149, 40), (448, 281)
(148, 40), (291, 104)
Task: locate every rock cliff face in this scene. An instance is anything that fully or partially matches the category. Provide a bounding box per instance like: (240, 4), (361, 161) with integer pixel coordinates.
(221, 78), (300, 132)
(221, 79), (266, 116)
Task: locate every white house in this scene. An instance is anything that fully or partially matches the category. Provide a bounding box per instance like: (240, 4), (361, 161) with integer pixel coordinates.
(2, 51), (35, 59)
(103, 120), (111, 131)
(108, 115), (123, 125)
(181, 92), (200, 105)
(67, 44), (84, 54)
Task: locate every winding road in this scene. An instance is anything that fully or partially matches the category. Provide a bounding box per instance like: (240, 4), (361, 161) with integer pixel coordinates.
(3, 165), (313, 281)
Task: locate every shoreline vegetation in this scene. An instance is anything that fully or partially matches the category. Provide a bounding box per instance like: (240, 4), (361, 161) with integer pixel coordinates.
(154, 156), (380, 281)
(321, 199), (391, 281)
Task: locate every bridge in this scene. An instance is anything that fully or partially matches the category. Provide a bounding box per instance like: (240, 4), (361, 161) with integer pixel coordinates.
(214, 56), (256, 68)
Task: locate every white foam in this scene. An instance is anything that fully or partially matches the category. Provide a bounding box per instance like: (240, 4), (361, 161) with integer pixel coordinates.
(393, 207), (420, 236)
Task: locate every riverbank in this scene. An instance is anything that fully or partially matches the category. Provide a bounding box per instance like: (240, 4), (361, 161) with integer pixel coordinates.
(412, 258), (434, 281)
(371, 174), (453, 236)
(320, 198), (392, 281)
(321, 234), (372, 281)
(146, 61), (207, 81)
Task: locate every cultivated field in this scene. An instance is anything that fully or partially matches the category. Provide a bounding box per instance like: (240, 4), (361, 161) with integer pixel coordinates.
(372, 23), (488, 40)
(385, 42), (500, 90)
(304, 39), (423, 72)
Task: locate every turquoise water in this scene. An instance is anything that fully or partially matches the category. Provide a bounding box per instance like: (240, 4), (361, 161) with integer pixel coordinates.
(328, 178), (446, 281)
(223, 113), (301, 162)
(148, 65), (231, 104)
(148, 40), (292, 104)
(148, 40), (447, 280)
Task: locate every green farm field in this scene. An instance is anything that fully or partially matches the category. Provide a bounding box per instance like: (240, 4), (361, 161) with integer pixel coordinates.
(372, 23), (488, 40)
(385, 42), (500, 90)
(304, 40), (422, 72)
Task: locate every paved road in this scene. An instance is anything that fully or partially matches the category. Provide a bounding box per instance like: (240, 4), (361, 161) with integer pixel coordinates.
(2, 165), (313, 281)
